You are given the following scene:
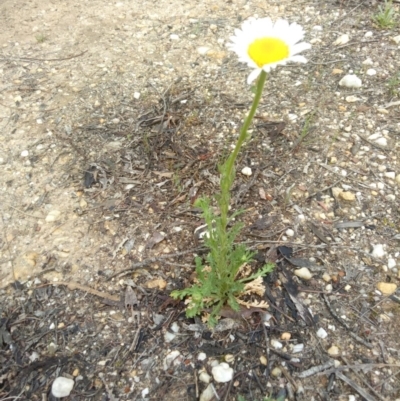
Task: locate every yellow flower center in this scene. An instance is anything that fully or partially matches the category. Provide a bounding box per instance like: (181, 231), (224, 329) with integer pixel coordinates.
(248, 37), (289, 67)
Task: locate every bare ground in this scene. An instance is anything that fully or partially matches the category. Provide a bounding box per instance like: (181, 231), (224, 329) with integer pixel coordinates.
(1, 0), (400, 400)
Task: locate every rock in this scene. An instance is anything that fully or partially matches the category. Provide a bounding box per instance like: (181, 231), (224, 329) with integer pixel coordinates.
(271, 367), (282, 377)
(133, 92), (140, 99)
(292, 343), (304, 353)
(366, 69), (376, 76)
(211, 362), (234, 383)
(388, 258), (396, 269)
(197, 352), (207, 361)
(294, 267), (312, 280)
(396, 174), (400, 186)
(364, 31), (373, 38)
(241, 166), (252, 176)
(200, 383), (218, 401)
(362, 58), (374, 65)
(317, 328), (328, 339)
(322, 273), (332, 282)
(145, 278), (167, 290)
(345, 95), (360, 103)
(371, 244), (385, 258)
(20, 150), (29, 157)
(392, 35), (400, 44)
(286, 228), (295, 237)
(375, 137), (387, 147)
(45, 210), (61, 222)
(224, 354), (234, 363)
(339, 74), (362, 88)
(332, 187), (343, 199)
(271, 339), (283, 349)
(384, 171), (396, 179)
(260, 355), (267, 365)
(170, 34), (179, 40)
(333, 34), (349, 45)
(163, 350), (181, 370)
(197, 46), (210, 55)
(327, 345), (340, 356)
(281, 332), (291, 340)
(376, 282), (397, 295)
(199, 371), (211, 384)
(339, 191), (356, 201)
(51, 377), (74, 398)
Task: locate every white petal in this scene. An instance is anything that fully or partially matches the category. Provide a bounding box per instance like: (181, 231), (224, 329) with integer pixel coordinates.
(288, 55), (308, 63)
(247, 68), (262, 84)
(291, 42), (312, 55)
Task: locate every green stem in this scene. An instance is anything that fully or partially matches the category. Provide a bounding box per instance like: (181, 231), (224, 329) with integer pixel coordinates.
(219, 70), (268, 229)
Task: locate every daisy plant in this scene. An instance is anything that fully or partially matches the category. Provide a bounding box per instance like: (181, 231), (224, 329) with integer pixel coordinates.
(171, 18), (311, 326)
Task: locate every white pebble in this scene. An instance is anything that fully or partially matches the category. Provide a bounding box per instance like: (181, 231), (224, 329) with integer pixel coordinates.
(286, 228), (295, 237)
(133, 92), (140, 99)
(164, 331), (176, 342)
(163, 350), (181, 370)
(384, 171), (396, 179)
(294, 267), (312, 280)
(371, 244), (385, 258)
(199, 371), (211, 384)
(333, 34), (349, 45)
(170, 34), (179, 40)
(241, 166), (252, 176)
(45, 210), (61, 223)
(392, 35), (400, 44)
(345, 95), (360, 103)
(211, 362), (233, 383)
(339, 75), (362, 88)
(317, 328), (328, 339)
(21, 150), (29, 157)
(388, 258), (396, 269)
(197, 352), (207, 361)
(364, 31), (373, 38)
(51, 377), (74, 398)
(292, 343), (304, 353)
(362, 58), (373, 65)
(313, 25), (323, 31)
(366, 69), (376, 76)
(271, 339), (283, 349)
(375, 137), (387, 147)
(142, 388), (149, 398)
(197, 46), (210, 55)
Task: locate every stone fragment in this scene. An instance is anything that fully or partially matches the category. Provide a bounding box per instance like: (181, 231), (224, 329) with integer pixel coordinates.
(21, 150), (29, 157)
(339, 191), (356, 201)
(145, 278), (167, 290)
(200, 384), (218, 401)
(271, 339), (283, 349)
(327, 345), (340, 356)
(163, 350), (181, 370)
(388, 258), (396, 269)
(345, 95), (360, 103)
(339, 75), (362, 88)
(376, 282), (397, 295)
(197, 46), (210, 55)
(371, 244), (385, 258)
(199, 371), (211, 384)
(333, 34), (349, 45)
(317, 328), (328, 339)
(392, 35), (400, 44)
(51, 377), (74, 398)
(45, 210), (61, 222)
(293, 343), (304, 353)
(271, 367), (282, 377)
(286, 228), (295, 237)
(331, 187), (343, 199)
(294, 267), (312, 280)
(281, 332), (291, 340)
(211, 362), (234, 383)
(366, 69), (376, 76)
(241, 166), (252, 176)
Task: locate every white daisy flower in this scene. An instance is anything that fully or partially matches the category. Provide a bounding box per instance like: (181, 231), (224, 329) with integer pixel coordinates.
(228, 17), (311, 84)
